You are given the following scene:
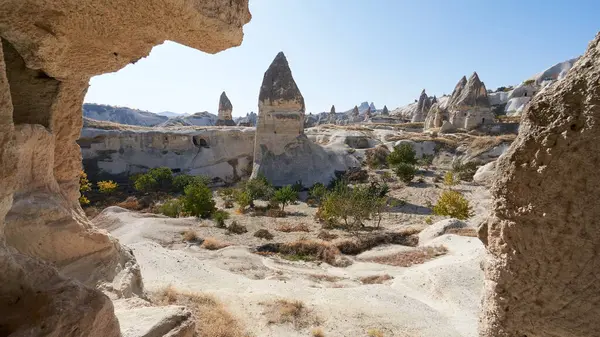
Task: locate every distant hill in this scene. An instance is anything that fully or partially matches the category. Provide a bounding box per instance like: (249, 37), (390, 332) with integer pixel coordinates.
(155, 111), (185, 118)
(158, 111), (218, 127)
(83, 103), (167, 126)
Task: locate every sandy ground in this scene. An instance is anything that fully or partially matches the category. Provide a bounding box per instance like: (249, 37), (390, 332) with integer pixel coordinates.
(94, 172), (488, 337)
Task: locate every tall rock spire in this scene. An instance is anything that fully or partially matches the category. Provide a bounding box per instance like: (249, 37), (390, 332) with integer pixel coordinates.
(258, 52), (305, 112)
(216, 91), (235, 126)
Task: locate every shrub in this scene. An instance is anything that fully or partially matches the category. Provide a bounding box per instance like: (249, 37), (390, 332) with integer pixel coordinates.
(523, 79), (535, 85)
(182, 183), (216, 218)
(227, 221), (247, 234)
(254, 229), (274, 240)
(432, 190), (473, 220)
(443, 171), (458, 186)
(279, 240), (340, 265)
(393, 163), (416, 183)
(319, 183), (385, 230)
(364, 245), (448, 267)
(387, 143), (417, 166)
(276, 224), (310, 233)
(117, 196), (141, 210)
(182, 229), (199, 242)
(291, 180), (304, 192)
(159, 198), (183, 218)
(365, 145), (390, 169)
(173, 174), (210, 192)
(79, 171), (91, 192)
(97, 180), (118, 194)
(212, 209), (229, 228)
(418, 154), (434, 167)
(425, 216), (433, 225)
(452, 161), (479, 182)
(79, 195), (90, 206)
(316, 230), (338, 241)
(148, 167), (173, 189)
(134, 174), (158, 192)
(380, 171), (395, 182)
(266, 208), (287, 218)
(310, 182), (328, 201)
(201, 237), (230, 250)
(244, 175), (274, 204)
(234, 189), (252, 212)
(272, 186), (298, 211)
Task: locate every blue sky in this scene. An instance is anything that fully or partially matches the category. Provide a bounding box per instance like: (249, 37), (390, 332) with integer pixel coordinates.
(84, 0), (598, 117)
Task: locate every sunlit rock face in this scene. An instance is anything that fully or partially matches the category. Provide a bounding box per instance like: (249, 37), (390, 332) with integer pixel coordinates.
(479, 33), (600, 337)
(251, 52), (358, 186)
(216, 91), (236, 126)
(447, 72), (494, 130)
(0, 0), (250, 335)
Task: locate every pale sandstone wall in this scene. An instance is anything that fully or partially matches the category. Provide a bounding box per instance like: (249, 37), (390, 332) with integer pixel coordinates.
(80, 127), (255, 182)
(0, 1), (250, 335)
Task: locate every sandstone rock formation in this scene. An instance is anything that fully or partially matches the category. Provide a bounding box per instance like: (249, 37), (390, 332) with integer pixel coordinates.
(412, 89), (432, 122)
(80, 119), (255, 183)
(479, 33), (600, 336)
(83, 103), (168, 126)
(236, 111), (257, 126)
(447, 72), (494, 129)
(251, 52), (358, 186)
(216, 91), (236, 126)
(0, 1), (250, 335)
(382, 105), (389, 116)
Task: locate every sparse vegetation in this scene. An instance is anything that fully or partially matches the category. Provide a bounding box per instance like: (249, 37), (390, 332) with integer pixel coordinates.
(272, 185), (298, 211)
(79, 171), (91, 206)
(393, 162), (416, 183)
(443, 171), (458, 186)
(173, 174), (211, 192)
(97, 180), (118, 194)
(201, 237), (230, 250)
(365, 246), (448, 267)
(316, 230), (338, 241)
(226, 221), (247, 235)
(276, 223), (310, 233)
(446, 227), (478, 237)
(387, 143), (417, 166)
(117, 196), (141, 210)
(212, 209), (230, 228)
(279, 239), (340, 265)
(432, 190), (473, 220)
(153, 285), (246, 337)
(311, 327), (326, 337)
(243, 174), (275, 206)
(263, 299), (320, 329)
(182, 229), (199, 242)
(182, 182), (216, 218)
(365, 145), (390, 169)
(451, 161), (479, 182)
(79, 195), (90, 206)
(523, 79), (535, 85)
(309, 183), (327, 204)
(359, 274), (393, 284)
(134, 173), (158, 192)
(254, 229), (274, 240)
(159, 198), (183, 217)
(367, 328), (385, 337)
(233, 189), (252, 213)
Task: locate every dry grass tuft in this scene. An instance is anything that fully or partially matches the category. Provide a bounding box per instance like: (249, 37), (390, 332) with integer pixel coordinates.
(182, 229), (199, 242)
(359, 274), (393, 284)
(263, 299), (321, 329)
(316, 230), (338, 241)
(309, 274), (343, 283)
(254, 229), (274, 240)
(367, 328), (385, 337)
(227, 221), (248, 235)
(116, 196), (141, 210)
(152, 285), (246, 337)
(446, 227), (478, 237)
(365, 246), (448, 267)
(201, 237), (230, 250)
(311, 327), (326, 337)
(280, 239), (340, 265)
(334, 230), (420, 255)
(276, 223), (310, 233)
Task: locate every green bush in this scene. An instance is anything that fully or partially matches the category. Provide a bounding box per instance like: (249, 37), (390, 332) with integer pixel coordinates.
(182, 183), (216, 218)
(387, 143), (417, 166)
(97, 180), (118, 194)
(173, 174), (210, 192)
(309, 183), (327, 204)
(365, 145), (390, 169)
(418, 154), (434, 167)
(234, 189), (252, 213)
(432, 190), (473, 220)
(148, 167), (173, 189)
(393, 163), (416, 183)
(243, 175), (274, 204)
(291, 180), (304, 193)
(452, 161), (479, 182)
(159, 199), (183, 218)
(272, 185), (298, 211)
(134, 174), (158, 192)
(212, 209), (230, 228)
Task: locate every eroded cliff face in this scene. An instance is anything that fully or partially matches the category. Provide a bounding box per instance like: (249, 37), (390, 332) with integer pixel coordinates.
(0, 1), (250, 335)
(79, 121), (255, 183)
(479, 33), (600, 336)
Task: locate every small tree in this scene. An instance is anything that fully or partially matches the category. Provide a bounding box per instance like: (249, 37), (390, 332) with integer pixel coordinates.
(79, 171), (92, 193)
(97, 180), (118, 194)
(234, 189), (252, 213)
(148, 167), (173, 190)
(134, 174), (158, 192)
(182, 183), (216, 218)
(433, 190), (473, 220)
(387, 143), (418, 166)
(309, 183), (327, 204)
(173, 174), (211, 192)
(272, 186), (298, 212)
(212, 209), (230, 228)
(243, 176), (274, 206)
(393, 163), (416, 183)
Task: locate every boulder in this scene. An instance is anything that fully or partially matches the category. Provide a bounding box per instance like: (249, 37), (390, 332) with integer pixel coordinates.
(479, 33), (600, 336)
(473, 161), (496, 185)
(418, 218), (467, 245)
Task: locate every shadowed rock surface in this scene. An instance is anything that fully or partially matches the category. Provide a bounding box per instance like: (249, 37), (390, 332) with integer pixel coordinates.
(479, 33), (600, 336)
(0, 1), (251, 336)
(216, 91), (236, 126)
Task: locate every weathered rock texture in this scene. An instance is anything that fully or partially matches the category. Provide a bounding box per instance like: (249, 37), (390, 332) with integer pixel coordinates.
(447, 73), (494, 130)
(251, 52), (358, 185)
(216, 91), (236, 126)
(382, 105), (389, 116)
(0, 1), (250, 336)
(479, 34), (600, 336)
(79, 119), (255, 183)
(412, 89), (432, 122)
